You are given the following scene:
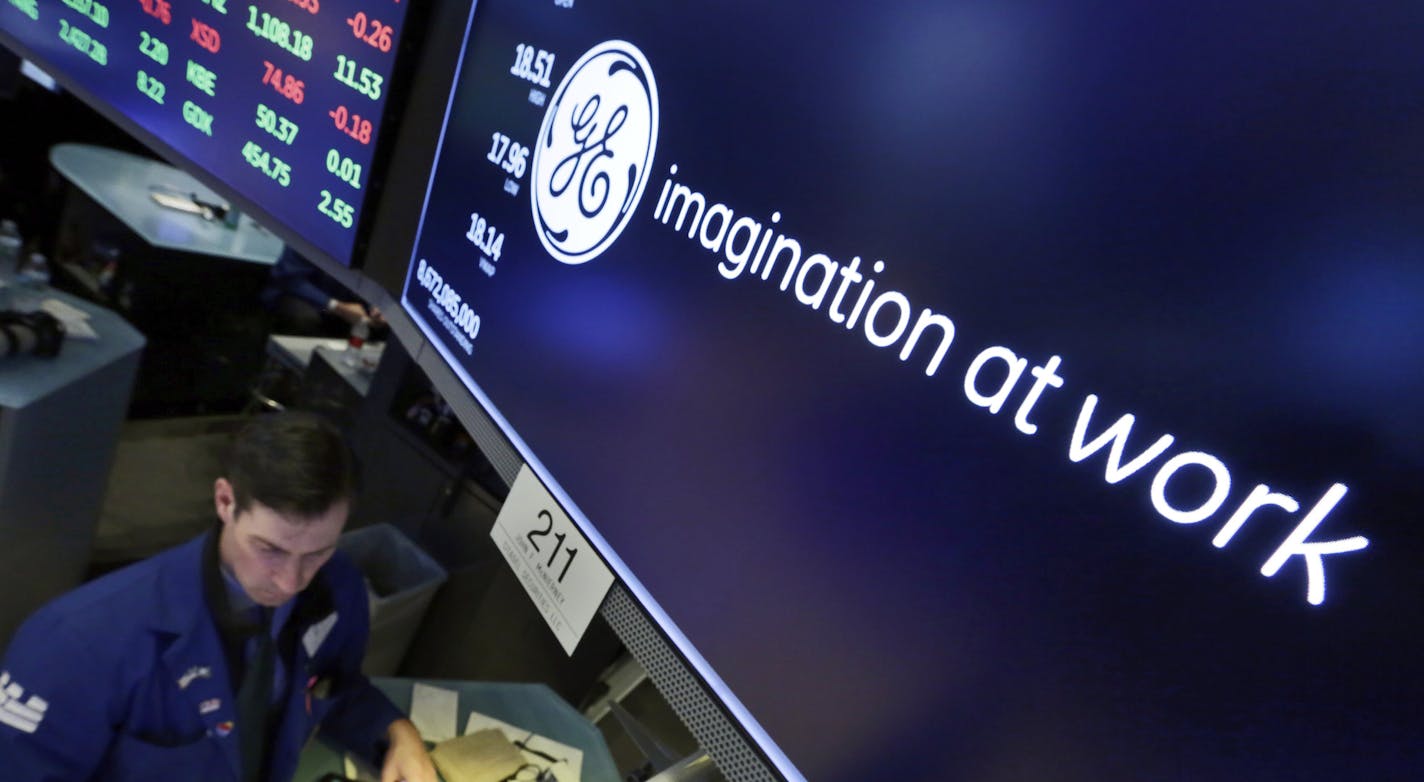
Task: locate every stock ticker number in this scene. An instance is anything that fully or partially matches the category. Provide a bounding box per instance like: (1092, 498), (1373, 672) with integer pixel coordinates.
(136, 70), (165, 104)
(247, 6), (313, 61)
(328, 105), (372, 144)
(325, 149), (362, 190)
(333, 54), (382, 100)
(62, 0), (109, 28)
(58, 19), (108, 65)
(241, 140), (291, 187)
(487, 133), (528, 179)
(285, 0), (317, 14)
(139, 30), (168, 65)
(526, 511), (578, 584)
(465, 212), (505, 261)
(139, 0), (171, 25)
(318, 190), (355, 229)
(261, 60), (305, 104)
(509, 43), (554, 89)
(346, 12), (393, 52)
(256, 103), (299, 144)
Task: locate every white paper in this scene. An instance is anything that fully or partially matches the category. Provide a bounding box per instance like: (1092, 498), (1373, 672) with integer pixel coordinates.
(463, 710), (584, 782)
(38, 297), (89, 322)
(409, 682), (460, 743)
(301, 611), (338, 657)
(343, 754), (379, 782)
(490, 466), (615, 655)
(40, 299), (97, 340)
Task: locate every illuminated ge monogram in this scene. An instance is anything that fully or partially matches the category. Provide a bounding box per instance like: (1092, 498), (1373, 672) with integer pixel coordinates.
(530, 40), (658, 265)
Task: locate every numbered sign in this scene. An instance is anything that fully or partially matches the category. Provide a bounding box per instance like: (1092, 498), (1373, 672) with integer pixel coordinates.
(491, 466), (614, 655)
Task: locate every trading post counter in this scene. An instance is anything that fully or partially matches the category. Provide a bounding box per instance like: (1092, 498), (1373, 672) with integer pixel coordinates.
(295, 678), (620, 782)
(0, 271), (145, 646)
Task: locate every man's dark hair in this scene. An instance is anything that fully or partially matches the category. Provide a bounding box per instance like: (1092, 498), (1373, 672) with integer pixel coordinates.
(224, 412), (359, 517)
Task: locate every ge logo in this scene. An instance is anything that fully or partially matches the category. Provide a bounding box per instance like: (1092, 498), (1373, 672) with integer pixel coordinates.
(530, 40), (658, 265)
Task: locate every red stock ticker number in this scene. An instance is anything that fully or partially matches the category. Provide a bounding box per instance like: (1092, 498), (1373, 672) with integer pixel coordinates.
(261, 60), (305, 104)
(346, 12), (393, 52)
(140, 0), (171, 25)
(328, 105), (373, 144)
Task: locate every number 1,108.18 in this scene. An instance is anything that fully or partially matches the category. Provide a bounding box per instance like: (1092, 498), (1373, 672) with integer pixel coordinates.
(247, 6), (314, 61)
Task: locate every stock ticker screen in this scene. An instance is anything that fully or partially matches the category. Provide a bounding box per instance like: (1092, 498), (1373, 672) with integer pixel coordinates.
(0, 0), (412, 264)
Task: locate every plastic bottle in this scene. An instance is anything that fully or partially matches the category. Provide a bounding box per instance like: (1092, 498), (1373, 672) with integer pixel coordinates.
(14, 251), (51, 311)
(343, 317), (370, 368)
(0, 219), (22, 276)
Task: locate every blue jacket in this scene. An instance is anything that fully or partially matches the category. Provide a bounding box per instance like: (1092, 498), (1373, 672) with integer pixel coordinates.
(0, 532), (405, 781)
(259, 246), (349, 313)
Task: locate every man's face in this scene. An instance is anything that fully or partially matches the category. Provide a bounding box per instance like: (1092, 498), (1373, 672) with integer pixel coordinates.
(214, 477), (347, 608)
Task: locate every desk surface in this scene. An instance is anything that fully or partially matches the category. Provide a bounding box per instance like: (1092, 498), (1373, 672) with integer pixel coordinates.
(268, 334), (351, 372)
(295, 678), (621, 782)
(0, 274), (146, 409)
(49, 143), (284, 265)
(313, 342), (383, 397)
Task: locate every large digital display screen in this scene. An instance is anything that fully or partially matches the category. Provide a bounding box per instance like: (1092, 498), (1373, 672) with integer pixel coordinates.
(402, 3), (1424, 780)
(0, 0), (412, 264)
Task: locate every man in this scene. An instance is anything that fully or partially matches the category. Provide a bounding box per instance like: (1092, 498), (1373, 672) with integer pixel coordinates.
(260, 245), (386, 338)
(0, 412), (437, 782)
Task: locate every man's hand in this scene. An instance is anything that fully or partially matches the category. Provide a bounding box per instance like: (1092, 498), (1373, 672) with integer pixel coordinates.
(382, 718), (438, 782)
(329, 300), (369, 326)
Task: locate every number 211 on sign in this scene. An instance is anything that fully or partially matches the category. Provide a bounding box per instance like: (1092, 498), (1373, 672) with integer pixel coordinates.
(526, 510), (578, 583)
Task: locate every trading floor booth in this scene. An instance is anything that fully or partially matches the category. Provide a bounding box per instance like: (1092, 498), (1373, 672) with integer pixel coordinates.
(47, 142), (283, 415)
(0, 273), (143, 644)
(4, 2), (1423, 782)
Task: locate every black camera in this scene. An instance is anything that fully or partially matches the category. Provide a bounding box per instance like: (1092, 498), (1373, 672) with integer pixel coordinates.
(0, 310), (65, 358)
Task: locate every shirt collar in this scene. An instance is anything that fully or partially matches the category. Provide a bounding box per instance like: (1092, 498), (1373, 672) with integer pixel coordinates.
(218, 551), (297, 635)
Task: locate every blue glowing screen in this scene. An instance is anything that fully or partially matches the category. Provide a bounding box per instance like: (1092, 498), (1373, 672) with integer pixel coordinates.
(0, 0), (412, 265)
(403, 3), (1424, 779)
